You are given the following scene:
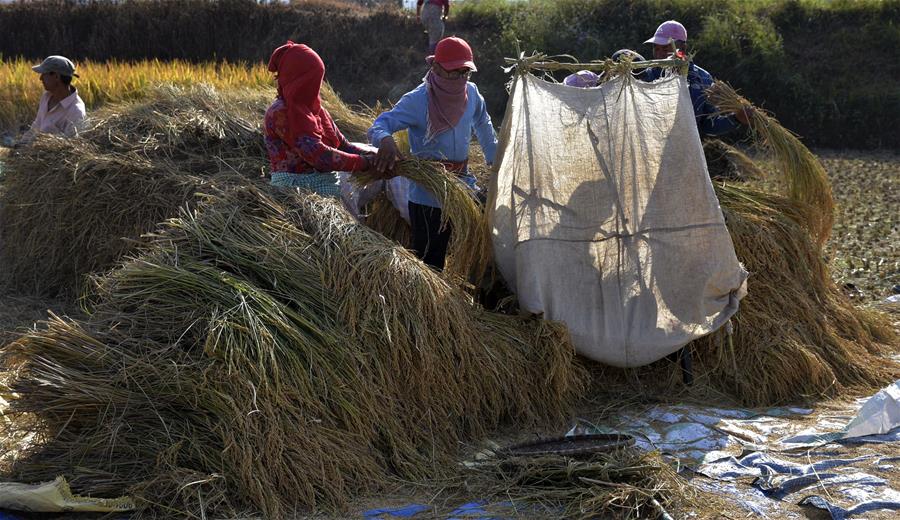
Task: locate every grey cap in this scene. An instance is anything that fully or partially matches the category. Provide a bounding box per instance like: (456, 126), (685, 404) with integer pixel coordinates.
(32, 55), (79, 78)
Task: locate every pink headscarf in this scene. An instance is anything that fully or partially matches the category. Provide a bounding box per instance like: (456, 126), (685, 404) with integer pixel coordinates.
(424, 68), (468, 142)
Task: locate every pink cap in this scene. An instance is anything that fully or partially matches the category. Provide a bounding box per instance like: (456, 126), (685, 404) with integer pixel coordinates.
(644, 20), (687, 45)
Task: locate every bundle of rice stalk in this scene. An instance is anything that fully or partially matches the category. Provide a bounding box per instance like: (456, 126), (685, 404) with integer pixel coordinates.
(702, 139), (764, 181)
(0, 137), (202, 294)
(309, 86), (496, 261)
(281, 190), (580, 427)
(1, 316), (238, 507)
(365, 192), (412, 247)
(80, 83), (271, 176)
(467, 141), (493, 191)
(353, 157), (491, 281)
(707, 81), (834, 247)
(453, 449), (696, 519)
(2, 181), (585, 518)
(677, 183), (899, 405)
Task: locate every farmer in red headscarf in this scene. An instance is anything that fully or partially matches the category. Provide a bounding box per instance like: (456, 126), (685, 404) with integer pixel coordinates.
(368, 36), (497, 270)
(264, 41), (375, 197)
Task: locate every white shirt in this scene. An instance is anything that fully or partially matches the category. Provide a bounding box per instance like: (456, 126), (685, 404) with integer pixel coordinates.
(24, 88), (86, 141)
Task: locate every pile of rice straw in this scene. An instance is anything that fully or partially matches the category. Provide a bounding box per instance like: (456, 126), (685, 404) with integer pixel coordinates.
(707, 82), (834, 247)
(0, 85), (271, 295)
(687, 182), (898, 405)
(674, 82), (898, 405)
(1, 180), (584, 517)
(0, 83), (458, 295)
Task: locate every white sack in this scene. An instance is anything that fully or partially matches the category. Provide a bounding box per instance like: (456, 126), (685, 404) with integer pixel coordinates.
(339, 174), (411, 223)
(385, 176), (411, 222)
(489, 73), (747, 367)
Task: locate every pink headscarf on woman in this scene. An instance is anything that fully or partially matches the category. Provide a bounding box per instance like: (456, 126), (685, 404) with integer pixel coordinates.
(424, 37), (477, 141)
(424, 69), (468, 141)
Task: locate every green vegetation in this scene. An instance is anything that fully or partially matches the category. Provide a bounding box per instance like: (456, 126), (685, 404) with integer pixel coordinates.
(0, 0), (896, 148)
(454, 0), (899, 149)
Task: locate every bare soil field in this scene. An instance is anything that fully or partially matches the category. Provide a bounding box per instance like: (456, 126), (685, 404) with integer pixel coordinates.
(819, 150), (899, 305)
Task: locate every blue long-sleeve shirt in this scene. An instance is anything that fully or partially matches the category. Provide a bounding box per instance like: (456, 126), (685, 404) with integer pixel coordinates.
(644, 62), (739, 137)
(368, 81), (498, 208)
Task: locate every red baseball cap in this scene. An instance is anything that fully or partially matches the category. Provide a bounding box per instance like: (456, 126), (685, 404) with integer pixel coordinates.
(428, 37), (477, 72)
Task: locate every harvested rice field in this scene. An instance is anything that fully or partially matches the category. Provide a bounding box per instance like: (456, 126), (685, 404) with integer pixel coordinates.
(1, 147), (896, 519)
(0, 47), (896, 520)
(749, 149), (899, 306)
(821, 151), (900, 304)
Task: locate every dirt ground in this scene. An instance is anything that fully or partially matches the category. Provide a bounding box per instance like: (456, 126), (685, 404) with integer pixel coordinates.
(0, 149), (897, 519)
(820, 150), (900, 304)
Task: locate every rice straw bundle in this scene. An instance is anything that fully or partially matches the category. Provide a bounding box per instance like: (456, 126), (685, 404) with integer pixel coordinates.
(702, 139), (763, 181)
(707, 81), (834, 247)
(0, 138), (202, 294)
(316, 85), (496, 271)
(364, 192), (412, 247)
(80, 83), (271, 176)
(678, 183), (898, 405)
(353, 158), (492, 281)
(1, 181), (585, 518)
(452, 448), (696, 519)
(468, 141), (492, 187)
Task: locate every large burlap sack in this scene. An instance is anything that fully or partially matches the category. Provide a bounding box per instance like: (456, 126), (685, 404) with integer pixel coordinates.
(489, 73), (747, 367)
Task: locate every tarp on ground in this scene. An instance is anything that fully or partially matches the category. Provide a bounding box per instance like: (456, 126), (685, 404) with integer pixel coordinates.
(489, 72), (748, 367)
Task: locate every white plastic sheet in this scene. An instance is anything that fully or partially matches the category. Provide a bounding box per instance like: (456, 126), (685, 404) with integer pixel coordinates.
(844, 380), (900, 439)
